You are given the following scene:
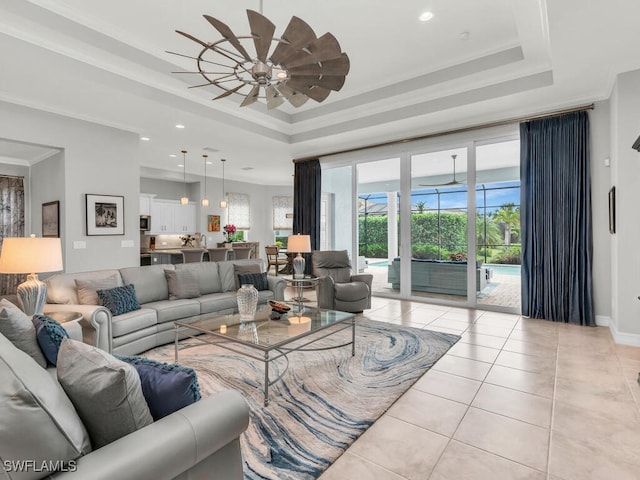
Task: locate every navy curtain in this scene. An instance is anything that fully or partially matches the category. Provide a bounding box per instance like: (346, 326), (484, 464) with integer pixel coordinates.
(293, 159), (321, 275)
(520, 111), (594, 325)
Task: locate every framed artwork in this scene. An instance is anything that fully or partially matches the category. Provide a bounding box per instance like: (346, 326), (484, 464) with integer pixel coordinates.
(208, 214), (220, 232)
(608, 186), (616, 234)
(86, 194), (124, 236)
(42, 201), (60, 238)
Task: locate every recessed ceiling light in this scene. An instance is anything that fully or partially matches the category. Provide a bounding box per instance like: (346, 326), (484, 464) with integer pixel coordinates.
(169, 154), (177, 158)
(206, 161), (213, 165)
(241, 167), (254, 171)
(175, 124), (185, 129)
(140, 136), (150, 141)
(177, 164), (184, 168)
(419, 11), (434, 22)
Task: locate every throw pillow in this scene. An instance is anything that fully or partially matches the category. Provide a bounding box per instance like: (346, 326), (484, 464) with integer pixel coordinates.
(164, 269), (201, 300)
(57, 338), (153, 448)
(97, 284), (141, 316)
(237, 272), (269, 291)
(116, 355), (201, 421)
(0, 298), (47, 368)
(233, 263), (261, 289)
(75, 274), (120, 305)
(0, 333), (92, 474)
(32, 314), (70, 366)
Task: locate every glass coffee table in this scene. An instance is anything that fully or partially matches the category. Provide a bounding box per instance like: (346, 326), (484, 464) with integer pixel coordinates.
(174, 303), (356, 406)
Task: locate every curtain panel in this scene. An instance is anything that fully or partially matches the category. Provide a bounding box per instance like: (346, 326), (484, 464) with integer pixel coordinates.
(520, 111), (594, 325)
(293, 160), (321, 275)
(0, 175), (26, 295)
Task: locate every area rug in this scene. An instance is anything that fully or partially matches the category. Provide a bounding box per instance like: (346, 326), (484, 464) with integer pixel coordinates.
(144, 319), (459, 480)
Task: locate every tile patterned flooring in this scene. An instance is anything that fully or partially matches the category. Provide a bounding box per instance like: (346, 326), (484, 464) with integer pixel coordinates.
(312, 296), (640, 480)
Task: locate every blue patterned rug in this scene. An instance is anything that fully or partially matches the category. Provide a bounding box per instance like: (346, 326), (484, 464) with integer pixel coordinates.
(145, 318), (459, 480)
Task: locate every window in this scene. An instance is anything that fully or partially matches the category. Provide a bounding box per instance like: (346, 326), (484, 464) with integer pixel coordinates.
(272, 196), (293, 230)
(227, 193), (250, 229)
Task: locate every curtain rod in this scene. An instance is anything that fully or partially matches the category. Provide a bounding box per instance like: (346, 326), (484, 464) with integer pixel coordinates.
(292, 103), (595, 163)
(0, 174), (25, 179)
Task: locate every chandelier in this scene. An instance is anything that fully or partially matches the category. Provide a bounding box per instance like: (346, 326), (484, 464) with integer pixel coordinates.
(168, 7), (350, 109)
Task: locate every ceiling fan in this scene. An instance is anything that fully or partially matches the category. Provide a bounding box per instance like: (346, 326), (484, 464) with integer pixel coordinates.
(419, 154), (467, 187)
(168, 9), (350, 109)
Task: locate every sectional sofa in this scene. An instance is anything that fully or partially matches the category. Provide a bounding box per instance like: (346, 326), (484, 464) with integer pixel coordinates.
(43, 259), (286, 356)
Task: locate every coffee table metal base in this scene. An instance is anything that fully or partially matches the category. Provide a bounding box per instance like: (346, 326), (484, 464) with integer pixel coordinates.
(175, 316), (356, 406)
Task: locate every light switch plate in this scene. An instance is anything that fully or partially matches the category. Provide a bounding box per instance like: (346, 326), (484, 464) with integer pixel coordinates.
(73, 241), (86, 249)
(121, 240), (134, 248)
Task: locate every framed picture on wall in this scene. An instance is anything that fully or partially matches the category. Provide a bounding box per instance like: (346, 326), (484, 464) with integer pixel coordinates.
(608, 186), (616, 234)
(207, 214), (220, 232)
(42, 201), (60, 238)
(86, 194), (124, 236)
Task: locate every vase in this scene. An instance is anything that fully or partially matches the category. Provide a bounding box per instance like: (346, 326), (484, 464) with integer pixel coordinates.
(237, 284), (259, 321)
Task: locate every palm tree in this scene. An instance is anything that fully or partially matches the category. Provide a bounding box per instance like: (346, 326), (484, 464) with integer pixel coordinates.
(492, 203), (520, 246)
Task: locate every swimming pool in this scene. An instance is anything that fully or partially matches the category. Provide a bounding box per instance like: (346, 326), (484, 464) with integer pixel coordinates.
(486, 264), (521, 276)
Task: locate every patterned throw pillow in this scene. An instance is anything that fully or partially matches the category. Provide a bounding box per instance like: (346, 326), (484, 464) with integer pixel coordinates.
(116, 355), (201, 421)
(32, 314), (70, 366)
(97, 284), (141, 316)
(237, 272), (269, 291)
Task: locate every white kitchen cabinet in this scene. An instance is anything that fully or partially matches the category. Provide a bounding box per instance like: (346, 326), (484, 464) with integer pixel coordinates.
(139, 194), (155, 216)
(148, 199), (196, 234)
(174, 202), (196, 233)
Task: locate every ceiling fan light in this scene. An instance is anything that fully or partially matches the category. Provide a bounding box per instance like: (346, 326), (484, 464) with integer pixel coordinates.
(419, 11), (434, 22)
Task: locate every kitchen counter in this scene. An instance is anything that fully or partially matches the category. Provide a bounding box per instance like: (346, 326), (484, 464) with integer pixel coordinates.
(140, 248), (206, 266)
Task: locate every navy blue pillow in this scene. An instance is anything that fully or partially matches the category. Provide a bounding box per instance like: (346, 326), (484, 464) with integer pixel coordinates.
(32, 314), (69, 366)
(97, 284), (140, 316)
(115, 355), (201, 421)
(237, 272), (268, 291)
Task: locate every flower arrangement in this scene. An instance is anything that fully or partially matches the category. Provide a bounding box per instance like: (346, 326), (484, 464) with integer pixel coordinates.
(223, 224), (236, 242)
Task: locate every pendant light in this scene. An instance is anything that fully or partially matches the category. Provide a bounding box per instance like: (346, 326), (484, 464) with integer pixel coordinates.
(180, 150), (189, 205)
(219, 158), (227, 208)
(201, 154), (210, 207)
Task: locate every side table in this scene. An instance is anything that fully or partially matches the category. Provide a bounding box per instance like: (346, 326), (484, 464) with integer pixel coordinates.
(281, 276), (318, 311)
(46, 311), (83, 324)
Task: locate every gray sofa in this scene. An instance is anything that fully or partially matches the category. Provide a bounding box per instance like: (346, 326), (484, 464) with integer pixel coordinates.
(44, 259), (286, 355)
(0, 327), (249, 480)
(387, 258), (490, 296)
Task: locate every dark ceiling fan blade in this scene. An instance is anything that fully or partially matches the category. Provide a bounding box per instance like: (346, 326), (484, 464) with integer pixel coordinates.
(266, 85), (285, 109)
(240, 85), (260, 107)
(247, 10), (276, 63)
(287, 64), (321, 76)
(176, 30), (210, 49)
(313, 75), (346, 91)
(270, 16), (317, 65)
(318, 54), (350, 76)
(203, 15), (252, 62)
(212, 84), (245, 100)
(297, 85), (331, 103)
(286, 76), (319, 91)
(419, 179), (466, 187)
(282, 33), (343, 69)
(277, 84), (309, 108)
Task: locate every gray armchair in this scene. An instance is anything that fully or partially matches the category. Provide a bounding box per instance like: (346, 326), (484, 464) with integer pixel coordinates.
(312, 250), (373, 313)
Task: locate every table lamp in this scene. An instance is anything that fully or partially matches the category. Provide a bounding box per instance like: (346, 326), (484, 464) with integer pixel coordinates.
(287, 234), (311, 279)
(0, 235), (63, 315)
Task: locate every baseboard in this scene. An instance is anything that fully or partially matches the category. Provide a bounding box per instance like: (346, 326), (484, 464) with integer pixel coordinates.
(608, 320), (640, 347)
(595, 315), (610, 327)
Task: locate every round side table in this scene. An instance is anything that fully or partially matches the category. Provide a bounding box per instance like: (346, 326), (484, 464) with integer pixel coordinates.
(282, 276), (318, 311)
(46, 311), (83, 324)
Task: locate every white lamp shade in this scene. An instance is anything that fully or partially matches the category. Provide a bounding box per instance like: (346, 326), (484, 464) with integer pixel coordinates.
(0, 237), (63, 274)
(287, 234), (311, 253)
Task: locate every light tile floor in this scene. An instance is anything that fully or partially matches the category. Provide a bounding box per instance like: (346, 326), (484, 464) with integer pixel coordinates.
(312, 296), (640, 480)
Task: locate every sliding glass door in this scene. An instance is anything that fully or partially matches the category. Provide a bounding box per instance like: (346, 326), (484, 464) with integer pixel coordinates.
(320, 129), (521, 313)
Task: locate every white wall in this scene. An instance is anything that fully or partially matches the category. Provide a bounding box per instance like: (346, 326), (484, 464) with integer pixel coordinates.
(589, 102), (612, 324)
(609, 69), (640, 344)
(0, 101), (140, 272)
